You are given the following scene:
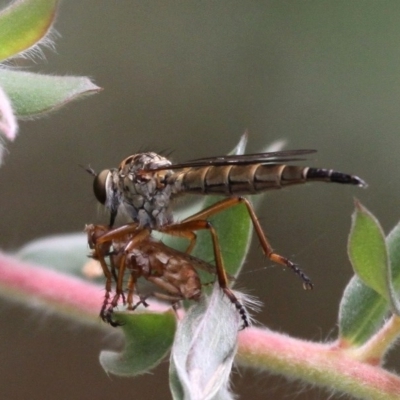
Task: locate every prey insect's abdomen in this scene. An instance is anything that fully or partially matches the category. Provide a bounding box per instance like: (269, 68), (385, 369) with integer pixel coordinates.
(172, 164), (367, 195)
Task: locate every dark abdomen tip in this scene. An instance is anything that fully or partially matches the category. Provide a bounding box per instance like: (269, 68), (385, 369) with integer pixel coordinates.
(306, 168), (367, 188)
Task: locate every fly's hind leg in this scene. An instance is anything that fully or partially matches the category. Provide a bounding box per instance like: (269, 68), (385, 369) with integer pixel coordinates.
(179, 197), (313, 290)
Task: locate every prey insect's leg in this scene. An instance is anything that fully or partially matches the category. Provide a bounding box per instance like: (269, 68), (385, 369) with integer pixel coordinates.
(90, 223), (152, 324)
(127, 272), (151, 310)
(109, 228), (152, 309)
(130, 295), (151, 311)
(95, 252), (121, 326)
(90, 242), (115, 322)
(161, 220), (249, 328)
(180, 197), (313, 290)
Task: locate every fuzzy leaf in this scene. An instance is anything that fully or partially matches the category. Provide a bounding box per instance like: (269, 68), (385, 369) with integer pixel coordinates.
(0, 69), (101, 118)
(100, 311), (176, 376)
(170, 284), (240, 400)
(339, 276), (389, 345)
(0, 0), (59, 61)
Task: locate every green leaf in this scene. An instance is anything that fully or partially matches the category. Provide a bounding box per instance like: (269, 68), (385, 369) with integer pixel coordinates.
(347, 200), (388, 299)
(100, 311), (176, 376)
(0, 0), (59, 61)
(339, 202), (400, 345)
(0, 69), (101, 118)
(190, 196), (252, 281)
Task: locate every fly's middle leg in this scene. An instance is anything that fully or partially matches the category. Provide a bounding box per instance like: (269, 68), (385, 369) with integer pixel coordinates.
(180, 197), (314, 290)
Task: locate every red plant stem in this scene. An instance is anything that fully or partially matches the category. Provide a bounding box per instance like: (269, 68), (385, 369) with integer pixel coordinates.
(237, 327), (400, 399)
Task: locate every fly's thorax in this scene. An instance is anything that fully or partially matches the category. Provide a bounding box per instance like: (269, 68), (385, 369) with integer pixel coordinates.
(117, 152), (175, 228)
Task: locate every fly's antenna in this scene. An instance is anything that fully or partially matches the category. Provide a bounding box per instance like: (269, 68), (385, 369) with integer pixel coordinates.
(80, 164), (97, 177)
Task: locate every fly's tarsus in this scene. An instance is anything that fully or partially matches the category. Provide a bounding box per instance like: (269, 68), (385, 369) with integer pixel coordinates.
(271, 254), (314, 290)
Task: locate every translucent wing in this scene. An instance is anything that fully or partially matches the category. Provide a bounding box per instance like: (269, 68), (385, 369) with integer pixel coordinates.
(148, 149), (317, 171)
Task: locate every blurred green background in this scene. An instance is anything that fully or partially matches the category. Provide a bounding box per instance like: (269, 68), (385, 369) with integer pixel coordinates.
(0, 1), (399, 399)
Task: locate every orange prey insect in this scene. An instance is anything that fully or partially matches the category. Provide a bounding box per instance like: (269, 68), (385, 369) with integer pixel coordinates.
(86, 224), (249, 327)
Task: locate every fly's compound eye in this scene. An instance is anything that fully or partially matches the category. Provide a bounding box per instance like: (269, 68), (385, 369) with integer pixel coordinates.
(93, 169), (110, 205)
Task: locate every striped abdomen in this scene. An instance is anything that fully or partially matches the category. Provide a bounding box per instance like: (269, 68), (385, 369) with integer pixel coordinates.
(170, 164), (366, 196)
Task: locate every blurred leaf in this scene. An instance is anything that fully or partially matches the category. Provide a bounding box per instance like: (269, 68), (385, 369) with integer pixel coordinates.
(16, 233), (90, 278)
(0, 70), (101, 118)
(100, 311), (176, 376)
(0, 0), (59, 61)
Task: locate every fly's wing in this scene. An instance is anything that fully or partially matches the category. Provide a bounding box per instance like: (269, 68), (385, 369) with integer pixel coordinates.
(147, 149), (317, 171)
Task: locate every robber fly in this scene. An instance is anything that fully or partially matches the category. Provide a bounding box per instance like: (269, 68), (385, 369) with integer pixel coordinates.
(86, 224), (249, 328)
(87, 145), (366, 291)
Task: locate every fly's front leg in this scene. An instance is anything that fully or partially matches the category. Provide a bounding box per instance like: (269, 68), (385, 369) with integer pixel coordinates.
(181, 197), (313, 290)
(161, 219), (249, 328)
